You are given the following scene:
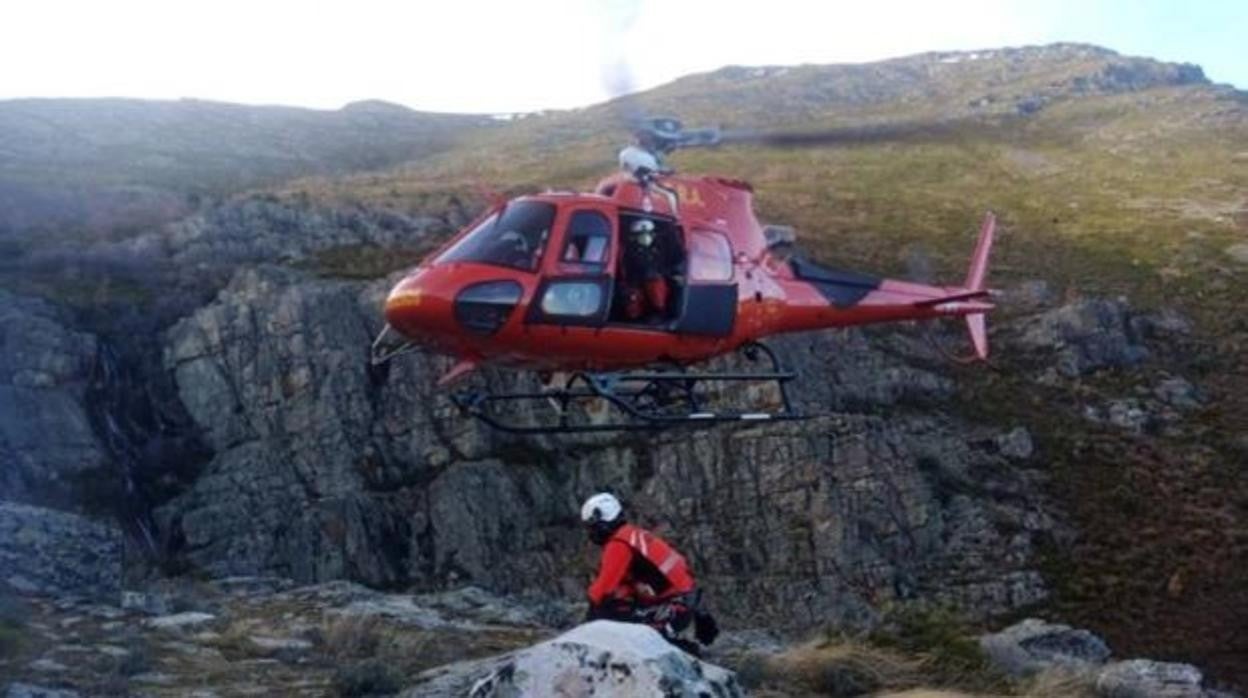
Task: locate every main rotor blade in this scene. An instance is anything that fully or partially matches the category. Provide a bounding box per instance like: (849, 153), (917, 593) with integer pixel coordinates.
(716, 120), (969, 148)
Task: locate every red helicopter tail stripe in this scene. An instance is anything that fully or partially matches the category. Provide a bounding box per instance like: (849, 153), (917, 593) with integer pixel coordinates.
(911, 289), (991, 308)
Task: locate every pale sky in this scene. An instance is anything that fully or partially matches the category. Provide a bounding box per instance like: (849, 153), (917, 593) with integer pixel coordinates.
(2, 0), (1244, 113)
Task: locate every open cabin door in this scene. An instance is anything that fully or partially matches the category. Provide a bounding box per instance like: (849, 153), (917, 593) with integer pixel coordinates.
(525, 208), (615, 327)
(672, 229), (737, 337)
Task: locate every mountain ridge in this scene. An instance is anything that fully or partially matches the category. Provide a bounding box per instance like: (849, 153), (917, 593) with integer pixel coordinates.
(0, 96), (494, 235)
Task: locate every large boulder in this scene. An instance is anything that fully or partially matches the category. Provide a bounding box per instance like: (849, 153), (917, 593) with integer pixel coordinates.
(0, 502), (121, 599)
(979, 618), (1111, 678)
(404, 621), (741, 698)
(980, 621), (1234, 698)
(0, 291), (106, 507)
(1095, 659), (1208, 698)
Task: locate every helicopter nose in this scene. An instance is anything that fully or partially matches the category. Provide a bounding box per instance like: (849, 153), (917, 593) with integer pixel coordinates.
(384, 274), (445, 340)
(385, 268), (526, 344)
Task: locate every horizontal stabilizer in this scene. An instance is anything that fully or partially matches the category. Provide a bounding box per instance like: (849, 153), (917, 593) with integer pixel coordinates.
(913, 289), (991, 308)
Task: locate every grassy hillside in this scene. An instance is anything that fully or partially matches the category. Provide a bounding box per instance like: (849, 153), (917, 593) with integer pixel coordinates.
(289, 44), (1244, 299)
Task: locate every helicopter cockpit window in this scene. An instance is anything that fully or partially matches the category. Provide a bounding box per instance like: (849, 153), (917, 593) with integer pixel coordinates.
(560, 211), (611, 268)
(434, 201), (555, 272)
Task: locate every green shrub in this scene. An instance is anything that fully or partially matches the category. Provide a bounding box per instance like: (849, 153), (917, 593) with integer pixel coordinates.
(333, 659), (403, 697)
(0, 593), (30, 658)
(0, 623), (22, 659)
(869, 605), (1005, 693)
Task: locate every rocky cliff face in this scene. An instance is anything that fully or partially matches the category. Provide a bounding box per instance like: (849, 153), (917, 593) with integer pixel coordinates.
(145, 261), (1056, 631)
(0, 291), (104, 507)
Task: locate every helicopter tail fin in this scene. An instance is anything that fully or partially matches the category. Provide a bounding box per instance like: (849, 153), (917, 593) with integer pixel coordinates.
(965, 212), (995, 292)
(963, 212), (995, 359)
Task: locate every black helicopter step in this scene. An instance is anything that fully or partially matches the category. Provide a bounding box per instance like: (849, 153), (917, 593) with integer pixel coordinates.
(452, 342), (807, 434)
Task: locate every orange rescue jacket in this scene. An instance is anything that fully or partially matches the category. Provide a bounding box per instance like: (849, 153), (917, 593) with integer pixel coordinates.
(587, 522), (695, 605)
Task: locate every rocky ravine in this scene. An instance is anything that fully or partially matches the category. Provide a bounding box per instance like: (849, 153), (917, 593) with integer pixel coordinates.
(1, 196), (1235, 690)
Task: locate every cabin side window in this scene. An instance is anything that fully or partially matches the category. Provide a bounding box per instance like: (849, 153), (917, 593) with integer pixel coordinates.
(560, 210), (612, 270)
(540, 281), (604, 317)
(688, 230), (733, 282)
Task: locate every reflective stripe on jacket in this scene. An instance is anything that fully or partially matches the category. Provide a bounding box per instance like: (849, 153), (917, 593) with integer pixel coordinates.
(610, 523), (695, 599)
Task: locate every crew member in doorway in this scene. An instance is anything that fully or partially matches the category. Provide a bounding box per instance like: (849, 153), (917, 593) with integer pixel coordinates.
(623, 219), (671, 319)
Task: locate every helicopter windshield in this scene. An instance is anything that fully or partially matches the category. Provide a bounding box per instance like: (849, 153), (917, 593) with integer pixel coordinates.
(435, 201), (555, 272)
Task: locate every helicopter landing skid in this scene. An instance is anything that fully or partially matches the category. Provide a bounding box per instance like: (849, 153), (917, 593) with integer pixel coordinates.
(451, 342), (806, 434)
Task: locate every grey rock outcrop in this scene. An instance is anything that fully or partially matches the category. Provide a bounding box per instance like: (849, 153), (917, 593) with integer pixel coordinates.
(1015, 298), (1150, 377)
(0, 291), (105, 506)
(980, 620), (1238, 698)
(145, 611), (218, 631)
(5, 684), (82, 698)
(979, 618), (1111, 678)
(1096, 659), (1208, 698)
(404, 621), (742, 698)
(0, 502), (121, 599)
(147, 198), (445, 268)
(1153, 376), (1204, 410)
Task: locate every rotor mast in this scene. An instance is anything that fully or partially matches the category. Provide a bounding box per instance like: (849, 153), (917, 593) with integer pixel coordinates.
(618, 117), (720, 181)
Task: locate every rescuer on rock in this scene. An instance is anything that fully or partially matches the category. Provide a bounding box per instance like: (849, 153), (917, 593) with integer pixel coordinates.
(581, 492), (719, 651)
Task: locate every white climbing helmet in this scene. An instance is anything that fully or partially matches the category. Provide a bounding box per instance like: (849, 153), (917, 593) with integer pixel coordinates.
(630, 219), (655, 247)
(580, 492), (623, 524)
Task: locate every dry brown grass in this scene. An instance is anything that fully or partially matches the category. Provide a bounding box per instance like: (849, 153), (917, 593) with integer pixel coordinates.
(316, 613), (501, 677)
(735, 633), (1100, 698)
(318, 614), (385, 659)
(742, 638), (928, 696)
(205, 620), (267, 660)
(877, 691), (977, 698)
(1016, 669), (1097, 698)
(876, 668), (1097, 698)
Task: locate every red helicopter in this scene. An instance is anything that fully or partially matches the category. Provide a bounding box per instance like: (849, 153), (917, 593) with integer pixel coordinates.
(372, 117), (995, 433)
